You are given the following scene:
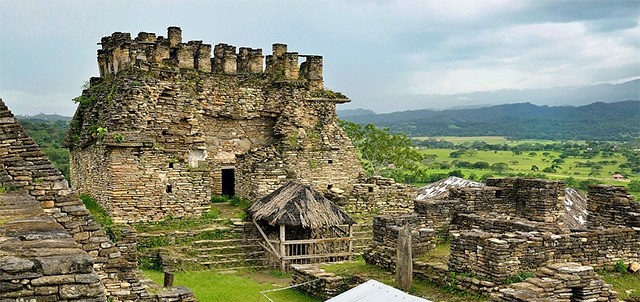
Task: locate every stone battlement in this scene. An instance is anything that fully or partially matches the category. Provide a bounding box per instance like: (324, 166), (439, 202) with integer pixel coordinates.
(98, 26), (324, 89)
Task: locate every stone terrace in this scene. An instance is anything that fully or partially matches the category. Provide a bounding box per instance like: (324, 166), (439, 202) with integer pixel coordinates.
(0, 190), (105, 301)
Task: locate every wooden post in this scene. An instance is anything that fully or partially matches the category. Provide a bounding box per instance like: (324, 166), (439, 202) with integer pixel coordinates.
(279, 224), (286, 273)
(348, 224), (353, 259)
(396, 223), (412, 291)
(163, 271), (174, 287)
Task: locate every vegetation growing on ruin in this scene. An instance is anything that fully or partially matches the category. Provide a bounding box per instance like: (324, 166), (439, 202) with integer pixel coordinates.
(600, 270), (640, 301)
(311, 89), (347, 99)
(80, 193), (121, 241)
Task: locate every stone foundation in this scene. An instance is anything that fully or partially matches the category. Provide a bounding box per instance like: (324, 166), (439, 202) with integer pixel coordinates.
(491, 262), (617, 302)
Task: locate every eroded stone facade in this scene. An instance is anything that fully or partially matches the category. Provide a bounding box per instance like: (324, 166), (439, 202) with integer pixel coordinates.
(364, 177), (639, 300)
(66, 27), (363, 223)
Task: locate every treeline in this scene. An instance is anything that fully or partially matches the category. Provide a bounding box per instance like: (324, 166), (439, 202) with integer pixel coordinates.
(342, 101), (640, 141)
(17, 117), (71, 180)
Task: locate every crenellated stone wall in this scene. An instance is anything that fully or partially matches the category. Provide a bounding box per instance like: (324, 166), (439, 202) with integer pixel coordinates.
(97, 27), (323, 88)
(67, 27), (365, 223)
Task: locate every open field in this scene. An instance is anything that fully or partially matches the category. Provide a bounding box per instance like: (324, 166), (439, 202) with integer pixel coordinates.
(415, 146), (639, 199)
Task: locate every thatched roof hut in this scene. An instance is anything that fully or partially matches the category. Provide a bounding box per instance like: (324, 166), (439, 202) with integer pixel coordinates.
(247, 181), (355, 229)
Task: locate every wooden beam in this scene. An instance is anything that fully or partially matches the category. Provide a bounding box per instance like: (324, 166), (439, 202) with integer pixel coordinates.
(348, 224), (353, 257)
(253, 220), (280, 258)
(279, 224), (286, 272)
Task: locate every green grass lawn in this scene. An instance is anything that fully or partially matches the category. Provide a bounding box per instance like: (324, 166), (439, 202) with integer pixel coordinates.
(143, 269), (321, 302)
(600, 272), (640, 301)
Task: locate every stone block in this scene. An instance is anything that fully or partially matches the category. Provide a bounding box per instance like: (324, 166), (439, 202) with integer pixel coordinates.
(34, 254), (94, 275)
(0, 256), (34, 273)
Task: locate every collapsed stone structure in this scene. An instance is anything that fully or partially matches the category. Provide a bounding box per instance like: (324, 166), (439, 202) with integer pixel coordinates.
(65, 26), (371, 223)
(0, 98), (195, 301)
(364, 177), (639, 301)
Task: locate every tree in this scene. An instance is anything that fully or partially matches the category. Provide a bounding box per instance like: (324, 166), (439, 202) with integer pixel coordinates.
(490, 162), (509, 173)
(339, 120), (422, 178)
(472, 161), (490, 169)
(449, 150), (466, 158)
(531, 165), (539, 172)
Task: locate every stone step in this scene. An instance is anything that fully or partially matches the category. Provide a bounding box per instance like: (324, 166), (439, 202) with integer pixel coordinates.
(197, 251), (265, 261)
(191, 245), (264, 254)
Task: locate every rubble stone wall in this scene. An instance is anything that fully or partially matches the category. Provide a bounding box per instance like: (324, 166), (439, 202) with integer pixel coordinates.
(587, 185), (640, 228)
(491, 262), (617, 302)
(0, 99), (195, 301)
(290, 264), (362, 300)
(68, 27), (364, 222)
(449, 222), (640, 282)
(0, 191), (105, 301)
(346, 177), (417, 214)
(363, 214), (435, 271)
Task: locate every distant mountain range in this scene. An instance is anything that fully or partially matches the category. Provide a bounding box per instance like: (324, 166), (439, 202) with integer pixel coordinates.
(339, 100), (640, 141)
(16, 113), (72, 122)
(342, 79), (639, 113)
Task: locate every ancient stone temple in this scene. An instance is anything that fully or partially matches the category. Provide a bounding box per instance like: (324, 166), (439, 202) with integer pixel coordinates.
(65, 27), (363, 223)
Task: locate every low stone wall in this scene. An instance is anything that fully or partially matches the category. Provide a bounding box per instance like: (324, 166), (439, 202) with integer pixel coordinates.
(491, 262), (617, 302)
(588, 185), (640, 228)
(290, 264), (362, 300)
(449, 225), (640, 283)
(413, 261), (500, 296)
(0, 191), (105, 301)
(346, 177), (417, 215)
(363, 214), (435, 271)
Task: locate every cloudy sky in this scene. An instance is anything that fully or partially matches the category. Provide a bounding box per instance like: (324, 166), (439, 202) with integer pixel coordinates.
(1, 0), (638, 115)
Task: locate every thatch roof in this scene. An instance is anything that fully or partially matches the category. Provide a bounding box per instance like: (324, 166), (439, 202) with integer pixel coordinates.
(247, 181), (355, 229)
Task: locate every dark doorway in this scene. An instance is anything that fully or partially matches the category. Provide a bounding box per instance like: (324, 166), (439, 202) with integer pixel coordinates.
(221, 168), (235, 196)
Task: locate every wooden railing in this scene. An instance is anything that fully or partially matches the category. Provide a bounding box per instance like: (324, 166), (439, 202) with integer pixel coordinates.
(254, 221), (355, 271)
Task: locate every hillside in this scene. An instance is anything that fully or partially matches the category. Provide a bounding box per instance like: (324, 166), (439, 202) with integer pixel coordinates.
(340, 100), (640, 141)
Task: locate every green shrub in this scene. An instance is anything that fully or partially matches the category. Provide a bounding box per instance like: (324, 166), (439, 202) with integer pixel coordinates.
(615, 260), (628, 274)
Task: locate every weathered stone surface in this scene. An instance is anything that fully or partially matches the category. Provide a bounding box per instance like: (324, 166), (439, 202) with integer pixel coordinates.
(59, 283), (104, 299)
(34, 254), (94, 275)
(0, 256), (34, 273)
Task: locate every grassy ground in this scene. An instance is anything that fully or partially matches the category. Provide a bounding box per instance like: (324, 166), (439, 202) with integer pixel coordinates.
(321, 257), (487, 302)
(600, 272), (640, 301)
(143, 269), (321, 302)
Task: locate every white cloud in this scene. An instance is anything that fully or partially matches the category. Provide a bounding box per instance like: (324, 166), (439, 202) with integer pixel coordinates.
(1, 90), (77, 116)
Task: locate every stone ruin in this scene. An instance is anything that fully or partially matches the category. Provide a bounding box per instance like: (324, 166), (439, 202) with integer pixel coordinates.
(363, 177), (640, 301)
(65, 26), (418, 224)
(0, 98), (196, 301)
